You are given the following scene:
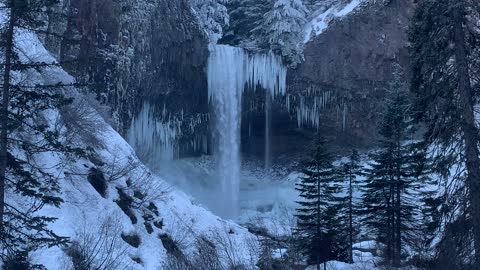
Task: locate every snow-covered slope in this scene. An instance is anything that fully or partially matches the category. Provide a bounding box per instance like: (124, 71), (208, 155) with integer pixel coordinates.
(10, 26), (258, 270)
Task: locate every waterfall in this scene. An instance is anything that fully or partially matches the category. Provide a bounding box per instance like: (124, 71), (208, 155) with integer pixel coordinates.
(265, 91), (271, 169)
(207, 44), (286, 218)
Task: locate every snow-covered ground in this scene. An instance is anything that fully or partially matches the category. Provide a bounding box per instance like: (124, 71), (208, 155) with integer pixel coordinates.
(155, 156), (387, 269)
(7, 23), (259, 270)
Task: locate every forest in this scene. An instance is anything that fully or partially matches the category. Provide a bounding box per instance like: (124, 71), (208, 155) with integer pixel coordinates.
(0, 0), (479, 270)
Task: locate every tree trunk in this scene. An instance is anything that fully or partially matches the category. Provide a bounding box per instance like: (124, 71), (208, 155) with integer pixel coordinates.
(317, 167), (321, 270)
(387, 184), (394, 265)
(395, 179), (401, 267)
(453, 2), (480, 269)
(0, 0), (15, 235)
(349, 172), (353, 264)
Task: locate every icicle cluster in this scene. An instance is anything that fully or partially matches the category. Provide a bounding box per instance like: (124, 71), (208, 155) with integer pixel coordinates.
(287, 89), (333, 129)
(126, 103), (207, 161)
(207, 44), (287, 101)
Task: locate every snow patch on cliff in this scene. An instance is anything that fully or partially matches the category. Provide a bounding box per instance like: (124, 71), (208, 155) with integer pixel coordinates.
(304, 0), (365, 43)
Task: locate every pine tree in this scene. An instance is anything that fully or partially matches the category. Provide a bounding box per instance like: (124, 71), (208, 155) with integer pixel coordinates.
(221, 0), (271, 47)
(0, 0), (84, 265)
(409, 0), (480, 267)
(294, 137), (343, 270)
(190, 0), (230, 43)
(340, 149), (364, 264)
(255, 0), (308, 66)
(362, 79), (428, 267)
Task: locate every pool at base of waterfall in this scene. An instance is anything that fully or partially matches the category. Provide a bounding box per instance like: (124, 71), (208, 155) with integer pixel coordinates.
(151, 156), (300, 236)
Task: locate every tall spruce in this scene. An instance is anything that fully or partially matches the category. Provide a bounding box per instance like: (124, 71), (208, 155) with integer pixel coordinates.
(254, 0), (308, 66)
(0, 0), (83, 264)
(362, 79), (427, 267)
(340, 149), (364, 264)
(294, 138), (343, 270)
(409, 0), (480, 267)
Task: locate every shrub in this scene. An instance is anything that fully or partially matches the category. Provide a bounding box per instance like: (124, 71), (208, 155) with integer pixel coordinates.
(115, 187), (137, 224)
(159, 233), (183, 258)
(65, 215), (132, 270)
(2, 251), (30, 270)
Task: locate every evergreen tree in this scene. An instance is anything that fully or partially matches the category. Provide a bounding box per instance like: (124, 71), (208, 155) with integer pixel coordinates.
(190, 0), (230, 43)
(294, 137), (343, 270)
(304, 0), (331, 13)
(221, 0), (271, 48)
(362, 80), (428, 267)
(255, 0), (308, 66)
(0, 0), (83, 265)
(340, 149), (364, 264)
(409, 0), (480, 266)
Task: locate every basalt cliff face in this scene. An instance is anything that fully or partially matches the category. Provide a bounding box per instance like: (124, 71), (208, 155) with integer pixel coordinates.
(242, 0), (416, 160)
(44, 0), (209, 136)
(43, 0), (416, 161)
(285, 0), (416, 151)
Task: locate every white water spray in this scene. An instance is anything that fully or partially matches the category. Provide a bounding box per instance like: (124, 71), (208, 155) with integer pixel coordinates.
(207, 45), (286, 218)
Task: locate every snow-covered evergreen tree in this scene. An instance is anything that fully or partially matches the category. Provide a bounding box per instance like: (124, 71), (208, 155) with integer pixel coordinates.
(255, 0), (308, 66)
(0, 0), (84, 266)
(294, 138), (344, 270)
(190, 0), (230, 43)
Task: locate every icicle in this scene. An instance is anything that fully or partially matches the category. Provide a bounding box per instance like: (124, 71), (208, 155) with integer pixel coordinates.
(292, 89), (336, 129)
(127, 103), (208, 162)
(126, 103), (180, 161)
(342, 102), (348, 131)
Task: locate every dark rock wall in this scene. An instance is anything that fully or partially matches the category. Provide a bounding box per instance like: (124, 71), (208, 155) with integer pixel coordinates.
(45, 0), (209, 136)
(43, 0), (416, 161)
(285, 0), (416, 151)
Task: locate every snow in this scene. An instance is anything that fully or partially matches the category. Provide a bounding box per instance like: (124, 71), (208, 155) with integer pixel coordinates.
(8, 23), (258, 270)
(304, 0), (364, 43)
(353, 240), (376, 249)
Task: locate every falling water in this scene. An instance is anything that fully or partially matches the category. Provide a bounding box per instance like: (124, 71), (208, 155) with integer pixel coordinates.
(207, 44), (286, 218)
(265, 91), (271, 169)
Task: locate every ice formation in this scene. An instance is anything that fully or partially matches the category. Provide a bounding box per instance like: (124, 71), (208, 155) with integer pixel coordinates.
(127, 103), (180, 161)
(287, 88), (350, 131)
(288, 89), (333, 129)
(207, 44), (287, 218)
(127, 103), (207, 162)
